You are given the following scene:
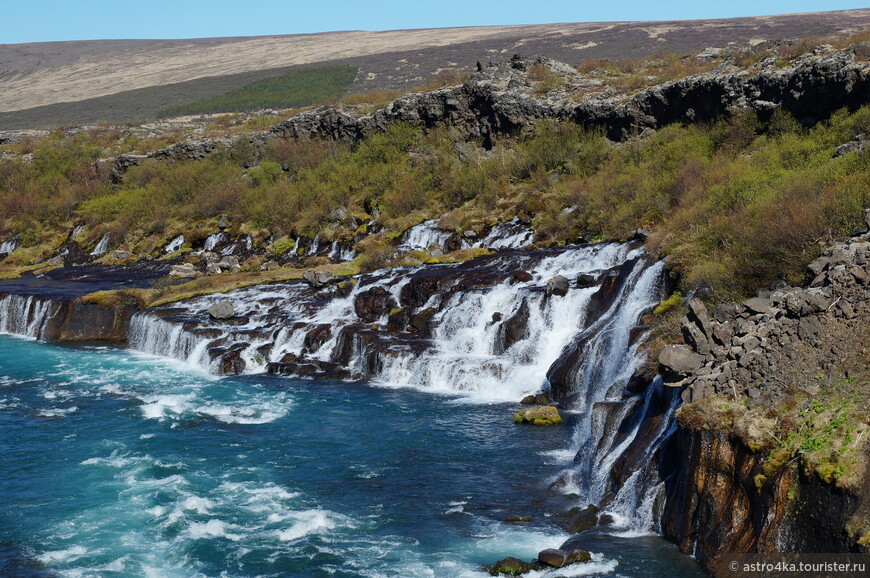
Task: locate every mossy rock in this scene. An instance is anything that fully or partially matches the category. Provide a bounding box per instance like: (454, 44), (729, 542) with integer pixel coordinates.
(514, 405), (563, 426)
(486, 556), (533, 576)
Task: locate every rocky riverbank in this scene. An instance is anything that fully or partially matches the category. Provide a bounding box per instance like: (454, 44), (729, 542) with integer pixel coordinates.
(657, 215), (870, 572)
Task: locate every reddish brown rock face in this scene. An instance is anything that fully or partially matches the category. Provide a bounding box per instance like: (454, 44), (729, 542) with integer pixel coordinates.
(661, 429), (866, 572)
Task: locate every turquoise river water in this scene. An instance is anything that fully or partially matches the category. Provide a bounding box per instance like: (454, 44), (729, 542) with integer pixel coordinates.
(0, 335), (704, 577)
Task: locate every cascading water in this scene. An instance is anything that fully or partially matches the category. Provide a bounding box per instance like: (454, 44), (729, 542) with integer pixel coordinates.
(328, 241), (356, 262)
(202, 232), (227, 252)
(221, 235), (253, 256)
(398, 220), (454, 253)
(0, 294), (58, 339)
(467, 217), (534, 250)
(164, 235), (184, 253)
(374, 244), (641, 401)
(90, 234), (110, 256)
(0, 236), (21, 256)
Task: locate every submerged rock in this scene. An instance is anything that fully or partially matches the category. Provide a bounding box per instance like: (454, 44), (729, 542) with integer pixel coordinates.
(513, 405), (563, 425)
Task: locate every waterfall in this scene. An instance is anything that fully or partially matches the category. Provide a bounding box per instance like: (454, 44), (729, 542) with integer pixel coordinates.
(202, 233), (228, 252)
(90, 234), (110, 256)
(375, 244), (643, 401)
(468, 218), (534, 250)
(306, 236), (321, 256)
(126, 243), (654, 393)
(328, 241), (356, 262)
(398, 220), (453, 253)
(164, 235), (184, 253)
(0, 294), (59, 340)
(1, 236), (21, 256)
(128, 313), (212, 369)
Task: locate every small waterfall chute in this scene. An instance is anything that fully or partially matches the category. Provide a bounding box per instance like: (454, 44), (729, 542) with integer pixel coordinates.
(90, 234), (110, 256)
(0, 294), (60, 340)
(0, 236), (20, 256)
(164, 235), (184, 253)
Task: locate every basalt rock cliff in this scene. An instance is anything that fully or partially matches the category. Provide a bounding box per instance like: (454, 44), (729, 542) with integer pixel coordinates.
(107, 44), (870, 176)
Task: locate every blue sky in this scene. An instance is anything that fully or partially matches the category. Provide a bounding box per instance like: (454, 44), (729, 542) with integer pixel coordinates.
(1, 1), (867, 44)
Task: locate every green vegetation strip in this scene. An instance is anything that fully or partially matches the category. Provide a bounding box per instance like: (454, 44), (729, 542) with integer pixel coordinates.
(159, 65), (358, 117)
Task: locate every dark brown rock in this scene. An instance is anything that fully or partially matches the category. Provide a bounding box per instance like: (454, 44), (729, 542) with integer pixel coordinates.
(559, 504), (599, 534)
(354, 286), (397, 322)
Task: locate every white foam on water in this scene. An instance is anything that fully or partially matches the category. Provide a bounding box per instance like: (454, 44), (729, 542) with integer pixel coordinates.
(37, 546), (89, 564)
(181, 496), (215, 515)
(469, 520), (570, 564)
(139, 393), (197, 420)
(276, 509), (339, 542)
(38, 406), (79, 417)
(186, 519), (244, 541)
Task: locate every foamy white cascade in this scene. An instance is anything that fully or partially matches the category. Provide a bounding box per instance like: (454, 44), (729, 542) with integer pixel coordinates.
(90, 234), (110, 256)
(398, 220), (453, 253)
(399, 218), (535, 255)
(468, 218), (534, 250)
(202, 233), (227, 252)
(164, 235), (184, 253)
(128, 243), (656, 404)
(221, 235), (253, 256)
(0, 294), (58, 339)
(306, 236), (321, 256)
(375, 245), (643, 401)
(328, 241), (356, 262)
(0, 236), (20, 256)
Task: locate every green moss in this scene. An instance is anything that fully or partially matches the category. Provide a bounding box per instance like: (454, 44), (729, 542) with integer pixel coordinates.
(653, 291), (684, 316)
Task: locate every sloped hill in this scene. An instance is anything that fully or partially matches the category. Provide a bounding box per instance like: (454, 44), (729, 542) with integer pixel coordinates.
(2, 9), (870, 128)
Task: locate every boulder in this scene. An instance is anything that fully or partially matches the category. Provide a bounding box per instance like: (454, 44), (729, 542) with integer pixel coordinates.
(169, 263), (197, 279)
(743, 297), (773, 315)
(513, 405), (563, 425)
(537, 548), (592, 568)
(486, 556), (532, 576)
(496, 298), (530, 353)
(208, 301), (235, 319)
(546, 275), (569, 297)
(387, 307), (411, 331)
(865, 208), (870, 229)
(410, 307), (437, 334)
(559, 504), (599, 533)
(217, 255), (239, 269)
(520, 392), (552, 405)
(303, 270), (334, 288)
(354, 286), (397, 322)
(576, 273), (596, 288)
(659, 345), (705, 377)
